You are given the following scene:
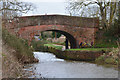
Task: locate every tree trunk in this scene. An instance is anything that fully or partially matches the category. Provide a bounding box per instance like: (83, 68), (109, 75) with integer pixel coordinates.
(109, 2), (117, 27)
(118, 1), (120, 38)
(100, 6), (106, 29)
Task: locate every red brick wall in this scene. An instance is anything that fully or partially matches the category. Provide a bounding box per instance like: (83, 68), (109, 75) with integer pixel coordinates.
(17, 25), (97, 47)
(9, 15), (99, 48)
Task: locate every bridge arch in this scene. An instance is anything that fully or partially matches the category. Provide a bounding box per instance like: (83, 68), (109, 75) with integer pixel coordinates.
(18, 25), (77, 49)
(11, 15), (99, 49)
(45, 30), (77, 49)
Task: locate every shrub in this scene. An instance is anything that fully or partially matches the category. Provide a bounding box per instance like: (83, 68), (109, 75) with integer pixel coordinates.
(2, 28), (34, 62)
(95, 47), (119, 65)
(95, 19), (119, 48)
(105, 57), (116, 65)
(95, 55), (105, 64)
(31, 40), (49, 51)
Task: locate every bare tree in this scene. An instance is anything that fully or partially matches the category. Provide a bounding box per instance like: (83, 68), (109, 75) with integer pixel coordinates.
(66, 0), (118, 29)
(0, 0), (35, 22)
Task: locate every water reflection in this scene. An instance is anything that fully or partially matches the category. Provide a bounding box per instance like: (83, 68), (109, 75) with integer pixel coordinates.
(24, 52), (118, 78)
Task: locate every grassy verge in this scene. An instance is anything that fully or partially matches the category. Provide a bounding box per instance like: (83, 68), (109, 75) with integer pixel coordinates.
(66, 48), (112, 52)
(2, 28), (38, 63)
(95, 43), (118, 48)
(44, 43), (62, 50)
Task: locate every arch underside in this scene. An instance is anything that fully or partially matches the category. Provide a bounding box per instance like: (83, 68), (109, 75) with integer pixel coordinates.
(45, 30), (77, 49)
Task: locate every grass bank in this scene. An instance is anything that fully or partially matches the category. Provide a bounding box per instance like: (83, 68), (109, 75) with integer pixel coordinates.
(44, 43), (62, 50)
(95, 42), (118, 48)
(2, 28), (38, 63)
(67, 47), (119, 68)
(31, 40), (63, 51)
(67, 48), (112, 52)
(2, 42), (24, 78)
(2, 28), (39, 78)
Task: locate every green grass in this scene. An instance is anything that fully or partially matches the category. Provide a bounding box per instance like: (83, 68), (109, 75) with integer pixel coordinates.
(95, 43), (118, 48)
(44, 44), (62, 50)
(66, 48), (112, 51)
(52, 42), (65, 46)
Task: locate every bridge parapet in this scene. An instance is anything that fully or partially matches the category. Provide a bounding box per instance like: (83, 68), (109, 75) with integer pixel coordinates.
(13, 15), (99, 28)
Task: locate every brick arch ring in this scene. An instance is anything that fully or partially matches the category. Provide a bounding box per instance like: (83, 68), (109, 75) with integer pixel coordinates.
(17, 25), (77, 48)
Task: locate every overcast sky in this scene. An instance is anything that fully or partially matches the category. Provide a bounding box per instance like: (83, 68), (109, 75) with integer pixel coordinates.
(22, 0), (69, 16)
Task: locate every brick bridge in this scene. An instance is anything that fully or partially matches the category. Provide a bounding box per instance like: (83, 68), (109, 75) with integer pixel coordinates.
(10, 15), (99, 49)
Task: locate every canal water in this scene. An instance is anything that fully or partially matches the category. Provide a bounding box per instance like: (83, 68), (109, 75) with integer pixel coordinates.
(23, 52), (118, 78)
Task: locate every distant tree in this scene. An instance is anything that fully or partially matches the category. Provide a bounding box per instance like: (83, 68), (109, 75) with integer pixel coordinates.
(41, 32), (44, 39)
(52, 32), (61, 38)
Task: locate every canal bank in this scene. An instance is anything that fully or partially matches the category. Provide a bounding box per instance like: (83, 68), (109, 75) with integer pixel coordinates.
(2, 41), (39, 78)
(2, 29), (39, 78)
(36, 46), (110, 61)
(23, 52), (118, 78)
(35, 46), (119, 69)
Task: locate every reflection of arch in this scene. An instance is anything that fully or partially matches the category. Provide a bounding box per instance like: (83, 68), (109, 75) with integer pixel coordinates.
(45, 30), (77, 49)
